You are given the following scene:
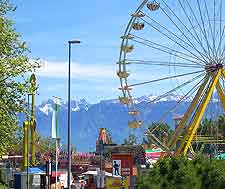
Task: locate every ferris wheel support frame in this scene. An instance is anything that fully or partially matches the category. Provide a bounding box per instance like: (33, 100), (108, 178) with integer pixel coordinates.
(216, 83), (225, 110)
(167, 75), (210, 149)
(175, 68), (224, 156)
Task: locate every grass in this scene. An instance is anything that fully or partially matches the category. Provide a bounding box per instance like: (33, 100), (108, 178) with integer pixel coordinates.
(0, 184), (7, 189)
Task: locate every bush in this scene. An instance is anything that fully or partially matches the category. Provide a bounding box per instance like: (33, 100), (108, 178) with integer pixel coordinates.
(138, 156), (225, 189)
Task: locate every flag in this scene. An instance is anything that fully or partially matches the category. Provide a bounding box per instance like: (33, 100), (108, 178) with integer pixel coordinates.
(52, 98), (61, 138)
(51, 108), (57, 138)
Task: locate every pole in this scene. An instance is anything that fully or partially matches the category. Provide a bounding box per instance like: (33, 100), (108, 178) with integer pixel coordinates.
(48, 160), (51, 189)
(67, 42), (72, 189)
(55, 138), (57, 189)
(55, 102), (58, 189)
(100, 143), (102, 189)
(67, 40), (81, 189)
(27, 94), (30, 189)
(30, 74), (36, 166)
(99, 141), (104, 189)
(55, 138), (60, 189)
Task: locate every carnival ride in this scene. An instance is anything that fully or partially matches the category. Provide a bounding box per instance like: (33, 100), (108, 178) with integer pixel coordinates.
(117, 0), (225, 157)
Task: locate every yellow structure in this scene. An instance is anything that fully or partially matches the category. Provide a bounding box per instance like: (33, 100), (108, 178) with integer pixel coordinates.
(106, 177), (129, 189)
(174, 68), (225, 156)
(23, 74), (37, 168)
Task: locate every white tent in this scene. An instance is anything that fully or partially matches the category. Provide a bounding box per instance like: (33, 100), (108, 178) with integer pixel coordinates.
(82, 170), (121, 178)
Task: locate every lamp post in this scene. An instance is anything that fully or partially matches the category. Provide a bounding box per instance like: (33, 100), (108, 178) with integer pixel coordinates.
(27, 93), (32, 189)
(68, 40), (81, 189)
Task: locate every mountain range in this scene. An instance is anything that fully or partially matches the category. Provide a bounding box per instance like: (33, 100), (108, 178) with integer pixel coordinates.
(18, 94), (222, 152)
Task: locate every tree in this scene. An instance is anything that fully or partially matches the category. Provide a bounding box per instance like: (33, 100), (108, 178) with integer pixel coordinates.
(138, 156), (225, 189)
(0, 0), (39, 157)
(146, 122), (174, 149)
(106, 128), (113, 144)
(123, 133), (138, 145)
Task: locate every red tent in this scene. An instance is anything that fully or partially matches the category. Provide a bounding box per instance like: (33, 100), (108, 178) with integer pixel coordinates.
(51, 171), (64, 177)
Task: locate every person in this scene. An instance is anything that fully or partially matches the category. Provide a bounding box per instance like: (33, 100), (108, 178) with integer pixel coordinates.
(80, 180), (85, 189)
(113, 161), (120, 175)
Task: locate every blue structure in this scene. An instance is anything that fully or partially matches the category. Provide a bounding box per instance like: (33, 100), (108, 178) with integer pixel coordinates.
(14, 168), (45, 189)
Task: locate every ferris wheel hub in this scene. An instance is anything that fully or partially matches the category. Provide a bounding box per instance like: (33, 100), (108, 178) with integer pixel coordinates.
(205, 63), (223, 74)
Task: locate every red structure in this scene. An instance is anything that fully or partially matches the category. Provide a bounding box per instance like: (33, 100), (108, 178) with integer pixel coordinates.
(111, 154), (134, 177)
(96, 128), (110, 145)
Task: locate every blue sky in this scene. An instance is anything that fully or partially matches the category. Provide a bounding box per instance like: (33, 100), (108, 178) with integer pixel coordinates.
(12, 0), (141, 104)
(11, 0), (225, 105)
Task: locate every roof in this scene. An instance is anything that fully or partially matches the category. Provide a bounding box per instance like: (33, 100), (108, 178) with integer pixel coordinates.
(216, 153), (225, 159)
(15, 167), (45, 175)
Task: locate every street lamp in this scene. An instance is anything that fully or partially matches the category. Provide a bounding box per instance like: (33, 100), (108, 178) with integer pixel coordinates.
(68, 39), (81, 189)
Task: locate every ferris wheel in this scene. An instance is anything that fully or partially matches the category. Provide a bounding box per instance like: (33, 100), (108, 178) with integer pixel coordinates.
(117, 0), (225, 155)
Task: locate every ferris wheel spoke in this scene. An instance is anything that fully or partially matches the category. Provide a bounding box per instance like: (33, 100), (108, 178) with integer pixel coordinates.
(131, 38), (203, 65)
(131, 34), (203, 62)
(146, 77), (204, 135)
(199, 0), (215, 58)
(160, 0), (210, 63)
(126, 59), (203, 68)
(159, 0), (210, 64)
(128, 70), (205, 87)
(201, 0), (216, 59)
(184, 0), (214, 60)
(219, 45), (225, 59)
(216, 26), (225, 59)
(199, 0), (217, 59)
(141, 14), (207, 65)
(221, 77), (225, 92)
(213, 0), (216, 59)
(152, 78), (205, 131)
(147, 73), (205, 105)
(177, 0), (212, 61)
(217, 0), (223, 57)
(218, 35), (225, 59)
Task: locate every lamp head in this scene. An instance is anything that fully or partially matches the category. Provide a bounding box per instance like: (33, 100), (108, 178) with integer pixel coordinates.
(68, 40), (81, 44)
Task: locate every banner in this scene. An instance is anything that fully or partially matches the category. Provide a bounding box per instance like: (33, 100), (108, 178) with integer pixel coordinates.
(51, 98), (61, 138)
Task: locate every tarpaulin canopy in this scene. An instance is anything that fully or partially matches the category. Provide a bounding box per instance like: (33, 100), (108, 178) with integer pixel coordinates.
(19, 167), (45, 174)
(216, 153), (225, 159)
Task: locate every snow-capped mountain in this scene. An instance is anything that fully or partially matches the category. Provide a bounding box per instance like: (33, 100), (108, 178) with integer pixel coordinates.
(18, 94), (223, 152)
(134, 94), (188, 104)
(39, 98), (90, 115)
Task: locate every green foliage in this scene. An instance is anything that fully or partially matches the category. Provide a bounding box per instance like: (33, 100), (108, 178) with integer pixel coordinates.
(106, 128), (113, 144)
(147, 122), (174, 148)
(0, 0), (39, 157)
(123, 133), (138, 145)
(138, 156), (225, 189)
(198, 115), (225, 137)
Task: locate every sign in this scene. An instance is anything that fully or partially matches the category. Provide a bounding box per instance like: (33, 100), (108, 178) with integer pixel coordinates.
(32, 175), (40, 186)
(112, 160), (121, 176)
(121, 168), (130, 176)
(112, 154), (133, 177)
(106, 177), (128, 189)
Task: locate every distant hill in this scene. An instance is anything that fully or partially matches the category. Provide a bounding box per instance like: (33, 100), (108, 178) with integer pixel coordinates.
(18, 95), (222, 151)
